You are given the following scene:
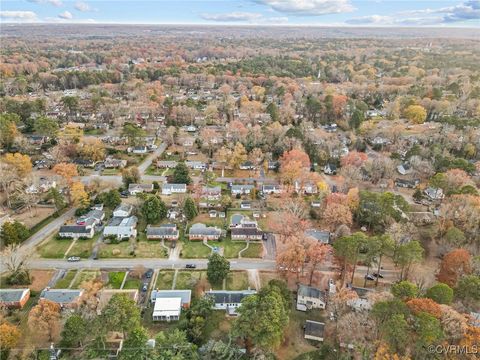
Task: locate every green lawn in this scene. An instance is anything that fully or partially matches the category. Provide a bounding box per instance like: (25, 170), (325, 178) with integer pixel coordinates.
(37, 237), (72, 258)
(175, 270), (206, 290)
(180, 240), (213, 258)
(240, 242), (263, 258)
(102, 168), (119, 175)
(68, 235), (98, 258)
(155, 270), (175, 289)
(108, 272), (126, 289)
(53, 270), (77, 289)
(99, 239), (167, 258)
(225, 271), (249, 291)
(29, 208), (68, 234)
(71, 270), (101, 289)
(123, 278), (142, 290)
(222, 237), (247, 258)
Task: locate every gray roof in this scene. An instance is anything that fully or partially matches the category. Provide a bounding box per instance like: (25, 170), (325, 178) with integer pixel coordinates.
(231, 228), (263, 237)
(189, 223), (222, 236)
(305, 320), (325, 338)
(146, 224), (178, 236)
(206, 290), (256, 305)
(59, 225), (91, 234)
(231, 184), (254, 191)
(128, 183), (153, 191)
(40, 289), (83, 304)
(151, 289), (191, 305)
(163, 183), (187, 190)
(298, 284), (325, 301)
(114, 203), (133, 214)
(305, 229), (330, 244)
(0, 289), (29, 302)
(107, 216), (138, 227)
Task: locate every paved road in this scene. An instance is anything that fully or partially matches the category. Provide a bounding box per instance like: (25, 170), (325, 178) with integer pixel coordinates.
(138, 142), (167, 174)
(215, 177), (278, 184)
(21, 208), (76, 252)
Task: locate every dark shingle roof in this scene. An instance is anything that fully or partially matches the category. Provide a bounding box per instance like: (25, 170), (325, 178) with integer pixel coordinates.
(305, 320), (325, 338)
(298, 284), (325, 301)
(206, 290), (256, 305)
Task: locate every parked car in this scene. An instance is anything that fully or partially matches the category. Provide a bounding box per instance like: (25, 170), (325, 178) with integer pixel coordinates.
(67, 256), (81, 262)
(185, 264), (196, 269)
(142, 283), (148, 292)
(372, 273), (384, 278)
(120, 190), (129, 198)
(364, 274), (375, 281)
(145, 269), (154, 278)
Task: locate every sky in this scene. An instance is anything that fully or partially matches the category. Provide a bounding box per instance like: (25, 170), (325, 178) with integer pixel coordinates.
(0, 0), (479, 27)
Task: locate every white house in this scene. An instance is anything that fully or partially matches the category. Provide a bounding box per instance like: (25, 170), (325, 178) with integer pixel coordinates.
(297, 284), (326, 311)
(231, 184), (254, 195)
(157, 160), (177, 169)
(162, 183), (187, 195)
(201, 186), (221, 200)
(103, 216), (138, 239)
(113, 204), (133, 218)
(262, 184), (282, 195)
(205, 290), (256, 316)
(128, 183), (154, 195)
(152, 298), (182, 322)
(59, 224), (95, 239)
(130, 146), (148, 154)
(185, 161), (207, 170)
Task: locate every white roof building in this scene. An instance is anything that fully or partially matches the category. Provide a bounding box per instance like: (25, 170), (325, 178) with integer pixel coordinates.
(152, 297), (182, 322)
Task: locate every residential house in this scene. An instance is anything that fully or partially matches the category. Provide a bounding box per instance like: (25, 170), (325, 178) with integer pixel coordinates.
(77, 209), (105, 226)
(262, 184), (282, 195)
(40, 288), (83, 308)
(347, 286), (374, 311)
(231, 227), (263, 241)
(239, 161), (255, 170)
(188, 223), (222, 241)
(240, 201), (251, 209)
(230, 214), (257, 228)
(97, 289), (138, 315)
(162, 183), (187, 195)
(128, 183), (154, 195)
(231, 184), (254, 196)
(424, 187), (444, 200)
(305, 229), (331, 244)
(267, 161), (279, 170)
(295, 181), (318, 195)
(304, 320), (325, 342)
(146, 224), (179, 241)
(0, 289), (30, 309)
(205, 290), (256, 316)
(113, 203), (133, 218)
(311, 200), (321, 208)
(74, 158), (95, 168)
(157, 160), (177, 169)
(104, 158), (127, 169)
(25, 178), (56, 194)
(297, 284), (326, 311)
(151, 289), (191, 308)
(103, 216), (138, 239)
(395, 178), (420, 188)
(201, 186), (221, 200)
(185, 161), (207, 171)
(323, 163), (337, 175)
(59, 224), (95, 239)
(397, 163), (412, 175)
(130, 146), (148, 154)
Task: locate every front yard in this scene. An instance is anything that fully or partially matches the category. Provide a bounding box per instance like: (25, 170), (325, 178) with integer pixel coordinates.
(70, 270), (101, 289)
(98, 238), (168, 258)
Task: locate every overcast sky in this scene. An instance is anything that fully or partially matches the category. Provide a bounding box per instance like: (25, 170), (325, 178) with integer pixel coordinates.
(1, 0), (479, 27)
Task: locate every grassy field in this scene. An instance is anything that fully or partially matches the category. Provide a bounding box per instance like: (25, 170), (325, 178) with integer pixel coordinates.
(101, 168), (120, 175)
(225, 271), (250, 291)
(240, 242), (263, 258)
(71, 270), (101, 289)
(123, 278), (142, 290)
(108, 272), (126, 289)
(68, 235), (98, 258)
(175, 270), (205, 290)
(53, 270), (77, 289)
(99, 239), (168, 258)
(37, 236), (72, 258)
(180, 240), (213, 258)
(155, 270), (175, 290)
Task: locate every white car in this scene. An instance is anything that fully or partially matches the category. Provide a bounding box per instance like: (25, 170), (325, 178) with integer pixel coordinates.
(67, 256), (81, 262)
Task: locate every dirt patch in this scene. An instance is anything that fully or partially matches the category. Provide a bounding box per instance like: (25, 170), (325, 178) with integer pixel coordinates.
(29, 270), (55, 292)
(12, 207), (55, 228)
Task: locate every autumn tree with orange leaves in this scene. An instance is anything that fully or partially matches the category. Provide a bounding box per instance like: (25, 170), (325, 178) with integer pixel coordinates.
(28, 299), (62, 343)
(437, 248), (471, 287)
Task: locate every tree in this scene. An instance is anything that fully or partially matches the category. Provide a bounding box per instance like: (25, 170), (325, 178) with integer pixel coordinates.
(207, 253), (230, 285)
(79, 138), (106, 162)
(413, 312), (444, 358)
(372, 235), (394, 286)
(96, 189), (121, 209)
(2, 153), (32, 177)
(333, 232), (366, 284)
(173, 162), (192, 184)
(34, 116), (59, 138)
(28, 299), (62, 342)
(229, 142), (248, 169)
(182, 297), (214, 345)
(426, 283), (454, 305)
(53, 162), (78, 185)
(49, 187), (67, 214)
(455, 275), (480, 306)
(122, 122), (146, 146)
(391, 281), (418, 300)
(349, 109), (364, 129)
(199, 339), (243, 360)
(323, 202), (352, 231)
(0, 322), (20, 359)
(371, 299), (410, 325)
(0, 113), (20, 150)
(0, 220), (30, 248)
(183, 197), (198, 220)
(62, 95), (79, 114)
(308, 243), (331, 285)
(71, 181), (90, 208)
(2, 244), (31, 285)
(437, 248), (471, 287)
(60, 314), (87, 348)
(394, 240), (424, 281)
(266, 102), (279, 122)
(119, 326), (150, 360)
(141, 195), (167, 224)
(100, 294), (141, 336)
(121, 166), (140, 187)
(404, 105), (427, 124)
(233, 286), (289, 353)
(154, 329), (198, 360)
(406, 298), (442, 318)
